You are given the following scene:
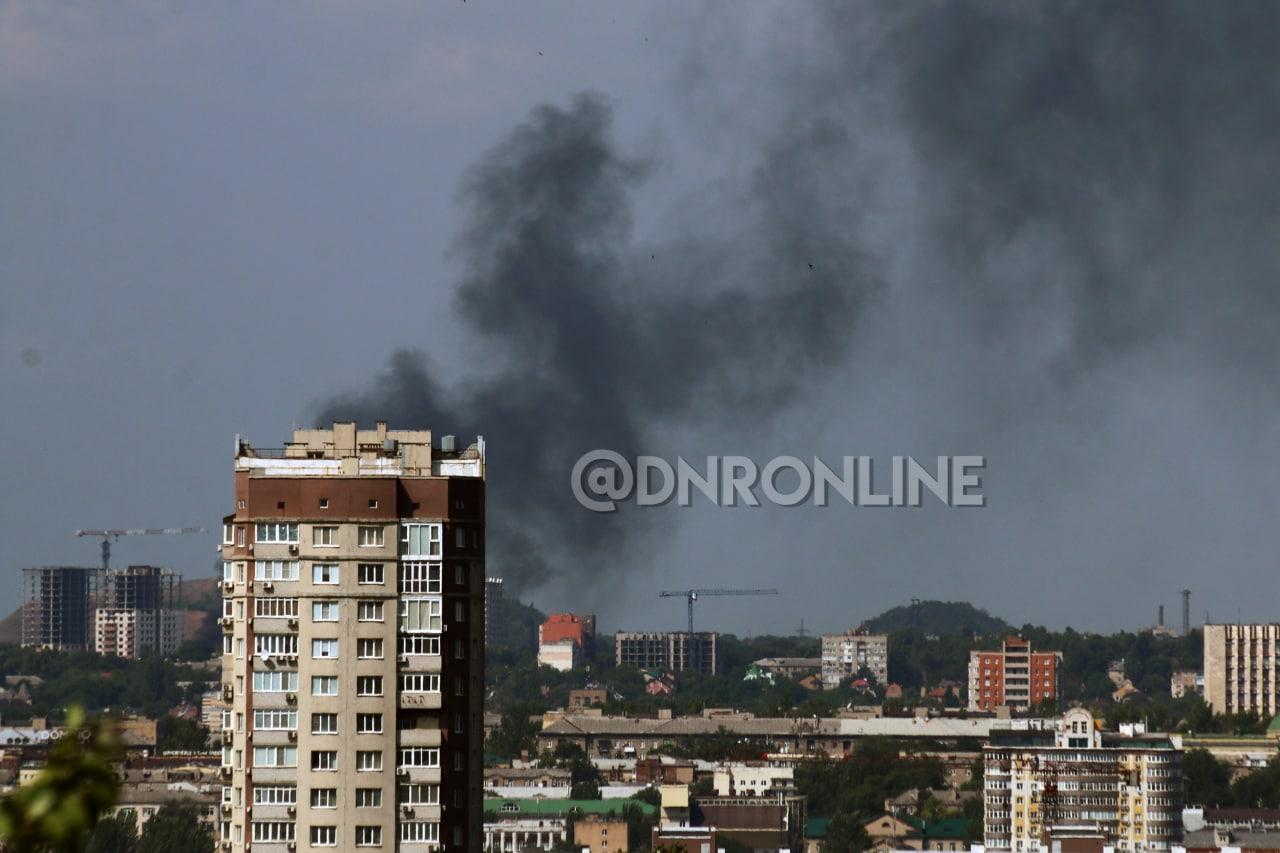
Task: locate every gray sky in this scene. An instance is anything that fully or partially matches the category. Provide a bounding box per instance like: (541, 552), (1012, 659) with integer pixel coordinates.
(4, 2), (1279, 635)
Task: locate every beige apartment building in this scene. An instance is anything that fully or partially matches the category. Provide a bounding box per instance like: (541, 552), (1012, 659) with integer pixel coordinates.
(219, 422), (485, 851)
(1203, 623), (1280, 715)
(983, 709), (1183, 853)
(820, 629), (888, 689)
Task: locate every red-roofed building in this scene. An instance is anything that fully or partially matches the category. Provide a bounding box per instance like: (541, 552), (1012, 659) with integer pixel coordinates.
(538, 613), (596, 671)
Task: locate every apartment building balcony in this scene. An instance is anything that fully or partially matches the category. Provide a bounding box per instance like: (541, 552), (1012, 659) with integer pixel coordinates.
(397, 728), (443, 748)
(400, 692), (443, 710)
(396, 766), (442, 785)
(248, 767), (298, 786)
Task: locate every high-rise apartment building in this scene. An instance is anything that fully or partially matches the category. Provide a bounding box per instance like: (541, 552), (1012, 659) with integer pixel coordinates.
(983, 708), (1182, 852)
(968, 637), (1062, 712)
(219, 422), (485, 852)
(1203, 623), (1280, 715)
(484, 577), (509, 650)
(94, 565), (180, 658)
(614, 631), (718, 675)
(21, 566), (102, 650)
(820, 629), (889, 689)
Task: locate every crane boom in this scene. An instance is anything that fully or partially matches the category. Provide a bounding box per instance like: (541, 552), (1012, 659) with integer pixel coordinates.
(658, 588), (779, 634)
(74, 527), (207, 569)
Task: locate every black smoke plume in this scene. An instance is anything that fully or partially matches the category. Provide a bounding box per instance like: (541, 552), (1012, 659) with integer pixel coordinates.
(315, 92), (877, 593)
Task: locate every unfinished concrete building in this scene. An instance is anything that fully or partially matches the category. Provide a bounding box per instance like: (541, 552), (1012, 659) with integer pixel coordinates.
(94, 565), (181, 658)
(21, 566), (103, 650)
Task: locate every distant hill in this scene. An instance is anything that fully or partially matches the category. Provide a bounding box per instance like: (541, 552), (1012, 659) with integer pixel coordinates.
(863, 600), (1011, 636)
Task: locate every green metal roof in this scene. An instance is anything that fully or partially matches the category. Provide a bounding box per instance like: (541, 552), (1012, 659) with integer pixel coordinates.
(805, 817), (831, 838)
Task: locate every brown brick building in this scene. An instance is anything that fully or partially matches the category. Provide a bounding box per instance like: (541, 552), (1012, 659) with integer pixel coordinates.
(967, 636), (1061, 711)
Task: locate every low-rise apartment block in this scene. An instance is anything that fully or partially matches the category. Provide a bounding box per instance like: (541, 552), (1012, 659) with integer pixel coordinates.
(983, 708), (1183, 852)
(968, 636), (1062, 712)
(1203, 624), (1280, 715)
(821, 629), (888, 689)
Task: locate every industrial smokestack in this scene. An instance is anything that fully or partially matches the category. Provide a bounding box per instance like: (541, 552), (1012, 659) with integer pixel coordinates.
(1181, 589), (1191, 635)
(1158, 605), (1164, 628)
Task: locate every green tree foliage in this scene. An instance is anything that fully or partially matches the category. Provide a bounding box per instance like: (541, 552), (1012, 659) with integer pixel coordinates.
(136, 803), (214, 853)
(864, 601), (1010, 635)
(487, 702), (542, 762)
(0, 645), (212, 718)
(0, 708), (121, 851)
(822, 813), (872, 853)
(622, 801), (658, 850)
(538, 742), (603, 798)
(798, 738), (945, 821)
(84, 811), (139, 853)
(157, 716), (210, 753)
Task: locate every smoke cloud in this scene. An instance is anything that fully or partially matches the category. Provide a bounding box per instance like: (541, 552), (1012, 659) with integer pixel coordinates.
(315, 92), (877, 593)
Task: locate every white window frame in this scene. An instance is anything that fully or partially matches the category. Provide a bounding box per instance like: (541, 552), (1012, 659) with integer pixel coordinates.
(401, 523), (441, 558)
(357, 638), (385, 659)
(400, 674), (440, 694)
(311, 751), (339, 772)
(252, 710), (297, 731)
(255, 597), (299, 618)
(312, 563), (339, 584)
(358, 526), (384, 547)
(356, 826), (382, 847)
(253, 785), (297, 805)
(356, 750), (383, 772)
(398, 635), (440, 657)
(252, 821), (296, 842)
(356, 788), (383, 808)
(252, 671), (298, 693)
(312, 638), (338, 660)
(310, 826), (337, 847)
(252, 746), (297, 768)
(312, 601), (339, 622)
(358, 601), (385, 622)
(311, 712), (339, 735)
(358, 563), (384, 585)
(398, 597), (442, 633)
(399, 822), (439, 844)
(310, 788), (337, 809)
(399, 562), (441, 594)
(311, 677), (339, 698)
(398, 784), (439, 806)
(256, 523), (299, 544)
(312, 526), (338, 548)
(255, 560), (300, 581)
(356, 713), (383, 734)
(356, 676), (383, 697)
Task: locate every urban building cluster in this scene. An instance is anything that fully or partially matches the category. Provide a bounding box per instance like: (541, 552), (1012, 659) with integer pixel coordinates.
(15, 422), (1280, 853)
(21, 563), (181, 658)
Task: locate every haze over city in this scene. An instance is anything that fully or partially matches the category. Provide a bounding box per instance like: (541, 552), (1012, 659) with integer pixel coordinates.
(5, 2), (1280, 634)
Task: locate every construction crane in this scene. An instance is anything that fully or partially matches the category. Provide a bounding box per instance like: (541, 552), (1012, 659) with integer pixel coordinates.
(75, 527), (207, 570)
(658, 588), (779, 635)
